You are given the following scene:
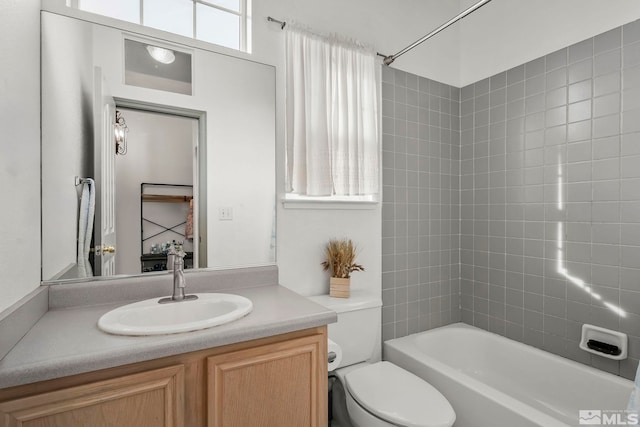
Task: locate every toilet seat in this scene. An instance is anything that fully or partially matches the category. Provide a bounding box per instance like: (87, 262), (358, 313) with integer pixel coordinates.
(345, 361), (456, 427)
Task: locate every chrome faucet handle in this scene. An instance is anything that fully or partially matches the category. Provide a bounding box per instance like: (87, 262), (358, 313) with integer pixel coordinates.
(166, 252), (176, 271)
(174, 253), (185, 265)
(166, 242), (184, 271)
(158, 250), (197, 304)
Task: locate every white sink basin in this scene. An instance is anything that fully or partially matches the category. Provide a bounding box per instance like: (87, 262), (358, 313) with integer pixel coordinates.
(97, 293), (253, 336)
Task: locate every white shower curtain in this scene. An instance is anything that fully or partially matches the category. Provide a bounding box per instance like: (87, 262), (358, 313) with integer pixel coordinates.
(77, 178), (95, 278)
(285, 25), (379, 196)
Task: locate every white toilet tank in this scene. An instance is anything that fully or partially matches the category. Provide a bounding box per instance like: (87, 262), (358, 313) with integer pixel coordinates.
(308, 290), (382, 367)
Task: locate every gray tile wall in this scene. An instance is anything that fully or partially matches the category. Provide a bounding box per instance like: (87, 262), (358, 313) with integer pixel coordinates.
(460, 20), (640, 379)
(381, 67), (461, 341)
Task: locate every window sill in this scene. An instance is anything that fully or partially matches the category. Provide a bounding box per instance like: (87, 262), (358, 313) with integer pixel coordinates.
(281, 195), (378, 210)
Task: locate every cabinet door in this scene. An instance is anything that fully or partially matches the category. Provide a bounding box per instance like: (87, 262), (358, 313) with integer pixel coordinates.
(207, 334), (326, 427)
(0, 365), (184, 427)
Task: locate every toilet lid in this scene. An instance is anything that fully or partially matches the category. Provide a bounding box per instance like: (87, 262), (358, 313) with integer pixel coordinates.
(345, 361), (455, 427)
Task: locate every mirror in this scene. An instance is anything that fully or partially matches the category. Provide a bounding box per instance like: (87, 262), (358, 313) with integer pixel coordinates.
(41, 12), (276, 282)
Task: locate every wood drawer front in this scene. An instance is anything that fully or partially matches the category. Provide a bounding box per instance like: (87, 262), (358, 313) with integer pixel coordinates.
(207, 334), (325, 427)
(0, 365), (184, 427)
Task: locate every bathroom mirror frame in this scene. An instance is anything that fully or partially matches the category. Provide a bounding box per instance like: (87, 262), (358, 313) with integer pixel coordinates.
(40, 9), (277, 284)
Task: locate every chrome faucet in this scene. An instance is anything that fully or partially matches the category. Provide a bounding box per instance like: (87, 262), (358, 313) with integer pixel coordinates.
(159, 252), (198, 304)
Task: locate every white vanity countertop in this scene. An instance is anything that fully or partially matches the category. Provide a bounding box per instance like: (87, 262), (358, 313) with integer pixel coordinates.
(0, 284), (336, 389)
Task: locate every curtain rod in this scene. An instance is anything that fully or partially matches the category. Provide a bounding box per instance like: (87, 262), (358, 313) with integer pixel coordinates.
(378, 0), (494, 66)
(267, 16), (286, 30)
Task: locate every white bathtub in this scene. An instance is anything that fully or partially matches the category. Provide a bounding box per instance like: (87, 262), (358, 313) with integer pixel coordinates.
(384, 323), (634, 427)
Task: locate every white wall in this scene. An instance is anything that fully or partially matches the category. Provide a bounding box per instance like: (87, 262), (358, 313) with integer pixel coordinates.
(0, 0), (41, 312)
(204, 59), (276, 269)
(458, 0), (640, 86)
(251, 0), (462, 85)
(41, 16), (94, 280)
(254, 0), (640, 88)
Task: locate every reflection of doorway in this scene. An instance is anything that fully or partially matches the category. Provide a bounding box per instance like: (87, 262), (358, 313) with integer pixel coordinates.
(114, 108), (198, 275)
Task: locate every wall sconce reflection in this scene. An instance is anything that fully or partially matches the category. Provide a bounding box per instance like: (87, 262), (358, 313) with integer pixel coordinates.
(115, 110), (128, 155)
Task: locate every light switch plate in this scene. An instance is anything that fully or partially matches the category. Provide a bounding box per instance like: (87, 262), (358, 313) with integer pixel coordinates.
(218, 207), (233, 220)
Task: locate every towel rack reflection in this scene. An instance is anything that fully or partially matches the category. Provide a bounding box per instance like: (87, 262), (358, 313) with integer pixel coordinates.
(75, 176), (92, 186)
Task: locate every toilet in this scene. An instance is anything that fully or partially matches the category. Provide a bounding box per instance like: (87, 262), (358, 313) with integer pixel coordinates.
(309, 291), (456, 427)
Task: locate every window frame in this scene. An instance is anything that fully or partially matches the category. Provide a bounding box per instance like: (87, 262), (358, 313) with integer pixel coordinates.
(281, 193), (378, 210)
(71, 0), (249, 52)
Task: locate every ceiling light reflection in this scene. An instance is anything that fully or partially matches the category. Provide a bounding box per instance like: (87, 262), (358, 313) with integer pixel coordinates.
(146, 45), (176, 64)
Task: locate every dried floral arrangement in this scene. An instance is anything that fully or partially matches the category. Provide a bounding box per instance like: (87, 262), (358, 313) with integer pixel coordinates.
(321, 239), (364, 279)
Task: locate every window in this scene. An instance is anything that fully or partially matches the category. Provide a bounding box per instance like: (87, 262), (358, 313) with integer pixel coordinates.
(72, 0), (249, 52)
(285, 26), (379, 202)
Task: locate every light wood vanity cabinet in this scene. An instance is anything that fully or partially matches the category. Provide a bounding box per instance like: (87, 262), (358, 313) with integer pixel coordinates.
(207, 334), (323, 427)
(0, 365), (184, 427)
(0, 327), (327, 427)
